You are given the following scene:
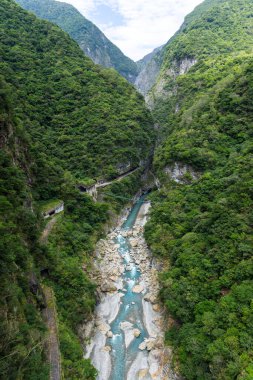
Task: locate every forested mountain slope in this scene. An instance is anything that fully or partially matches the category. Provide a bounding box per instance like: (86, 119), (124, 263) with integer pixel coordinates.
(2, 0), (154, 189)
(136, 0), (253, 98)
(145, 0), (253, 379)
(149, 0), (253, 117)
(15, 0), (139, 82)
(0, 84), (51, 379)
(0, 1), (154, 378)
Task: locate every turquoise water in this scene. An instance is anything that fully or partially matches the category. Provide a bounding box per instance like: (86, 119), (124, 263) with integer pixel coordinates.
(107, 196), (149, 380)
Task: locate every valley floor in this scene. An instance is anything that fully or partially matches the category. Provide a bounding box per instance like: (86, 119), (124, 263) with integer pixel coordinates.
(84, 198), (180, 380)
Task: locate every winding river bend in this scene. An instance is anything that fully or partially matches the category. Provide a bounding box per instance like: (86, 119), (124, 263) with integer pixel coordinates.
(85, 197), (177, 380)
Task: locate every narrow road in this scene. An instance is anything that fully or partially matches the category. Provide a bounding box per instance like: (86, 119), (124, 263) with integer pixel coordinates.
(42, 286), (61, 380)
(40, 216), (58, 244)
(96, 167), (140, 188)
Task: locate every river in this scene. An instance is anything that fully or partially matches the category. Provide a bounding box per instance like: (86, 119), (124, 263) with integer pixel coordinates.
(85, 196), (178, 380)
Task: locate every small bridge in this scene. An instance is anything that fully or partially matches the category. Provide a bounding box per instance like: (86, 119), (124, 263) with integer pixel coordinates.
(77, 167), (140, 200)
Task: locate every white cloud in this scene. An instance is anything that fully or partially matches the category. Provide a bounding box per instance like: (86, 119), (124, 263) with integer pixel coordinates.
(58, 0), (204, 60)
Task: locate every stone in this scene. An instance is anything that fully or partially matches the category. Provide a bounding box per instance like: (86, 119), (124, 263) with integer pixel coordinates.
(97, 322), (110, 334)
(146, 339), (155, 351)
(107, 331), (113, 338)
(138, 341), (147, 350)
(120, 321), (133, 331)
(144, 293), (151, 302)
(133, 329), (141, 338)
(130, 239), (138, 247)
(150, 295), (157, 304)
(144, 293), (157, 304)
(154, 337), (164, 349)
(95, 318), (103, 327)
(132, 284), (144, 293)
(102, 345), (112, 352)
(101, 281), (117, 293)
(153, 304), (161, 312)
(138, 369), (149, 379)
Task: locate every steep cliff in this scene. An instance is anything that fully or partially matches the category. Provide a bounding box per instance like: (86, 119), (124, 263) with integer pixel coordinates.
(135, 45), (164, 95)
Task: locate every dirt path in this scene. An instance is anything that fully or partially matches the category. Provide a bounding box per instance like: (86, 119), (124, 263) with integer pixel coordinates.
(42, 286), (61, 380)
(40, 216), (58, 244)
(40, 221), (61, 379)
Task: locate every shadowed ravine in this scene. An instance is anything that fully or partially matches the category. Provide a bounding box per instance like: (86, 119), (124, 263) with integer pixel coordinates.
(85, 197), (179, 380)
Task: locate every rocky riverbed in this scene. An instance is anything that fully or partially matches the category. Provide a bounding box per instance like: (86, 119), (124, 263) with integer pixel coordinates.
(84, 199), (180, 380)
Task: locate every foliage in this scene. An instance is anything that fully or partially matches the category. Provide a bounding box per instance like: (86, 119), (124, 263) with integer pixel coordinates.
(46, 182), (108, 327)
(0, 84), (49, 379)
(0, 1), (154, 378)
(59, 322), (97, 380)
(146, 146), (253, 378)
(146, 1), (253, 377)
(42, 181), (109, 379)
(16, 0), (139, 82)
(163, 0), (253, 63)
(100, 170), (142, 212)
(154, 53), (253, 172)
(1, 0), (154, 195)
(150, 0), (253, 133)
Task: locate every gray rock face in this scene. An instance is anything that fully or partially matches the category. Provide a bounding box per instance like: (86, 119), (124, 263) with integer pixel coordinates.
(135, 58), (161, 96)
(134, 36), (197, 99)
(164, 162), (201, 184)
(165, 58), (198, 79)
(146, 57), (197, 108)
(179, 58), (198, 75)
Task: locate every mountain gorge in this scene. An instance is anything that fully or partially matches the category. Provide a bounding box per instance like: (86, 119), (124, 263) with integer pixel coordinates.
(0, 0), (154, 378)
(15, 0), (139, 82)
(136, 0), (253, 98)
(1, 0), (253, 379)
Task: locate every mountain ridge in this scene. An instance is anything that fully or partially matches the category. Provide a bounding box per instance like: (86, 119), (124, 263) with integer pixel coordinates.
(15, 0), (139, 82)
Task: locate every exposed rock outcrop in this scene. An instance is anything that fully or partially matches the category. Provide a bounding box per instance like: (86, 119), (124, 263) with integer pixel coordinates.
(146, 57), (197, 108)
(164, 161), (201, 184)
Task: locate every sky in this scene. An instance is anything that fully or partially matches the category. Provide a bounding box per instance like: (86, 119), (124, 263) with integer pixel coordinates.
(58, 0), (204, 61)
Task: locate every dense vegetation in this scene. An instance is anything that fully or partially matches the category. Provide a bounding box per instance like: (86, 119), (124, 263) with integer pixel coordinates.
(145, 0), (253, 379)
(148, 0), (253, 115)
(0, 1), (154, 378)
(2, 0), (253, 378)
(16, 0), (139, 82)
(45, 180), (108, 379)
(1, 0), (154, 188)
(0, 83), (49, 379)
